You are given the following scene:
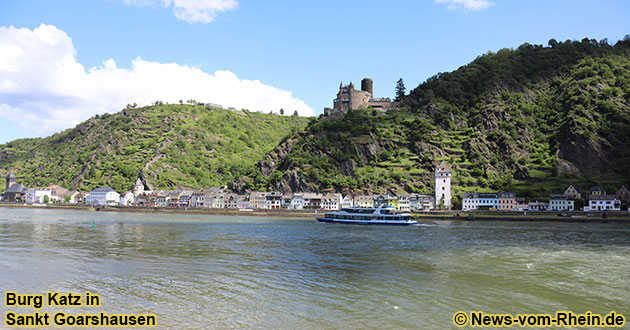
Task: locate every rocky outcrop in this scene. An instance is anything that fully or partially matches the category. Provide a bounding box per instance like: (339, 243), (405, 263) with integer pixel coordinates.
(557, 133), (611, 175)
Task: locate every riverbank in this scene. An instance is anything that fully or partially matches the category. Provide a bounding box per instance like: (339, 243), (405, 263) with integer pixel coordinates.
(1, 202), (629, 223)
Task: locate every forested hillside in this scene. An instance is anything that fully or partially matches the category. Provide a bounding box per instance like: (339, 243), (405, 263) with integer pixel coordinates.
(0, 105), (310, 192)
(251, 37), (630, 204)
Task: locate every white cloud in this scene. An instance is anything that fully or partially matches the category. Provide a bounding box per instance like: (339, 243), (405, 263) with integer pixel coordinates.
(123, 0), (238, 23)
(435, 0), (493, 11)
(0, 24), (314, 138)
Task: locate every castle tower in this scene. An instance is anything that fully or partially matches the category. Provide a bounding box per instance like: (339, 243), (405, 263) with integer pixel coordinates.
(435, 161), (452, 210)
(133, 178), (145, 197)
(6, 173), (16, 191)
(361, 78), (373, 97)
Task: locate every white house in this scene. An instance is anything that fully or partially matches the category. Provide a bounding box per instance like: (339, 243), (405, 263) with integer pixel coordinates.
(87, 187), (120, 206)
(119, 191), (134, 206)
(355, 196), (374, 208)
(322, 193), (342, 210)
(341, 195), (353, 208)
(303, 193), (323, 209)
(462, 192), (479, 211)
(397, 194), (411, 211)
(26, 188), (52, 204)
(290, 193), (304, 209)
(586, 195), (621, 211)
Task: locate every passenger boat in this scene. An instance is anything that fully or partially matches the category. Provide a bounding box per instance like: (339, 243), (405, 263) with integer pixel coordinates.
(316, 205), (417, 226)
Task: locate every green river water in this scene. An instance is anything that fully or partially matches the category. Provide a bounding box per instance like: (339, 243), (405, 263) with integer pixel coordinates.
(0, 208), (628, 329)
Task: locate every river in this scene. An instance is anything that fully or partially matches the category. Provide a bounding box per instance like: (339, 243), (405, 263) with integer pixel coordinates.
(0, 208), (628, 329)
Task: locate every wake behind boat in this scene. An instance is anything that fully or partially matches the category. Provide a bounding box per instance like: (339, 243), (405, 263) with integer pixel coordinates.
(316, 205), (417, 226)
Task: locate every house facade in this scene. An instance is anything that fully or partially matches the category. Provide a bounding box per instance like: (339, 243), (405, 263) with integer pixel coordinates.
(462, 192), (479, 211)
(355, 195), (374, 208)
(548, 195), (574, 211)
(266, 192), (282, 209)
(498, 192), (516, 211)
(563, 185), (582, 199)
(477, 193), (499, 210)
(26, 188), (52, 204)
(414, 194), (435, 211)
(87, 187), (120, 206)
(587, 195), (621, 211)
(616, 185), (630, 207)
(290, 194), (304, 209)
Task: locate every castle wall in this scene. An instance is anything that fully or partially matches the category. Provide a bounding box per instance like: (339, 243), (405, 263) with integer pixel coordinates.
(367, 99), (393, 110)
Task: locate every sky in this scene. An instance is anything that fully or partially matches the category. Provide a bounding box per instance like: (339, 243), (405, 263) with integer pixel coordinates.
(0, 0), (629, 143)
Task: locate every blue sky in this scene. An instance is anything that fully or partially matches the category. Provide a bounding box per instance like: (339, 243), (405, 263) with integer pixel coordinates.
(0, 0), (629, 142)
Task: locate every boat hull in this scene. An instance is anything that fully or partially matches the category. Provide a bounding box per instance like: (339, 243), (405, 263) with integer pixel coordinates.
(316, 217), (417, 226)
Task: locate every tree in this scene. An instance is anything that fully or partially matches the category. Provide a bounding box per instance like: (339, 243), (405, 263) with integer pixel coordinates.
(395, 78), (406, 101)
(64, 195), (71, 203)
(280, 108), (285, 116)
(293, 110), (298, 116)
(43, 195), (49, 204)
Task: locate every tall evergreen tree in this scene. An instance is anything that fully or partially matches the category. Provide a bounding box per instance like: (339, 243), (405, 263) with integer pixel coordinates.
(395, 78), (406, 101)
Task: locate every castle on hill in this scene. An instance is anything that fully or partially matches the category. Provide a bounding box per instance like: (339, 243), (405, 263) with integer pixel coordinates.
(324, 78), (393, 116)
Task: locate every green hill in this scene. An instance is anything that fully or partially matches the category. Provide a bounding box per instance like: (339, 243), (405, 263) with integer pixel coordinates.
(0, 105), (310, 192)
(250, 38), (630, 204)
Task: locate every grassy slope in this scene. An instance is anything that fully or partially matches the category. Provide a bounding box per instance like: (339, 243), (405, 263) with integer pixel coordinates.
(0, 105), (310, 192)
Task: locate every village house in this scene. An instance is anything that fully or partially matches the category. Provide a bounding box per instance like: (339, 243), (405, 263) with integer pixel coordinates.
(414, 194), (436, 211)
(224, 194), (241, 209)
(548, 195), (574, 211)
(202, 189), (217, 208)
(86, 187), (120, 206)
(515, 197), (528, 211)
(237, 200), (251, 209)
(26, 188), (52, 204)
(341, 195), (353, 208)
(397, 194), (411, 211)
(178, 190), (193, 207)
(586, 195), (621, 211)
(156, 191), (169, 207)
(212, 194), (225, 208)
(498, 192), (517, 211)
(168, 190), (183, 207)
(266, 191), (282, 209)
(145, 191), (161, 207)
(119, 191), (134, 206)
(189, 190), (204, 208)
(63, 191), (80, 204)
(615, 185), (630, 208)
(462, 192), (479, 211)
(478, 193), (499, 210)
(3, 173), (27, 202)
(528, 201), (549, 211)
(45, 185), (69, 203)
(249, 192), (268, 209)
(322, 193), (342, 210)
(290, 193), (304, 209)
(303, 193), (323, 209)
(373, 194), (391, 207)
(387, 195), (399, 209)
(589, 186), (606, 197)
(355, 195), (374, 208)
(281, 194), (293, 208)
(563, 184), (582, 199)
